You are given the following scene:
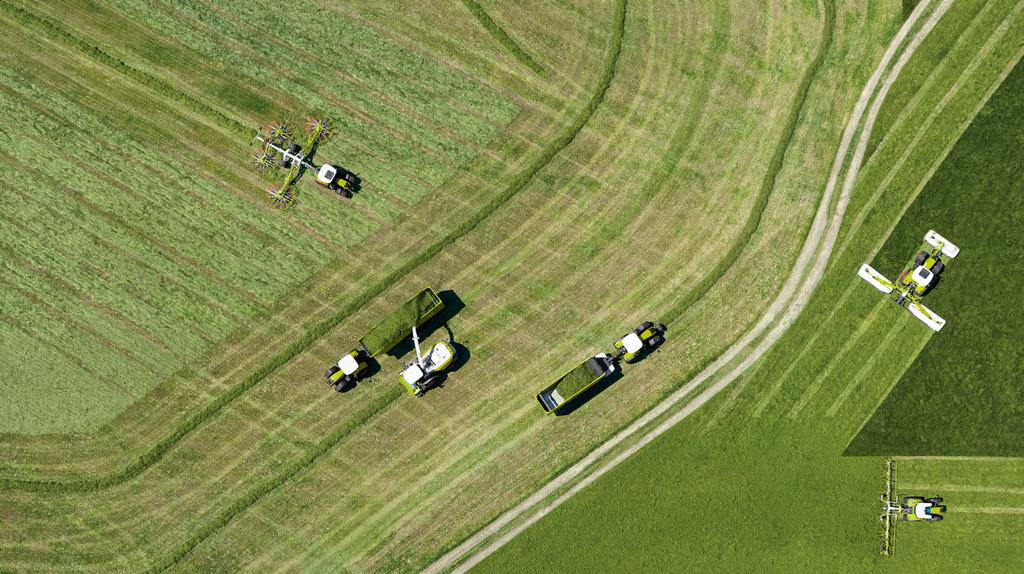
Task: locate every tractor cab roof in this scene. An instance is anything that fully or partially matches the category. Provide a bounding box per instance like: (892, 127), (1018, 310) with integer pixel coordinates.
(911, 266), (934, 286)
(914, 503), (933, 519)
(338, 354), (361, 375)
(622, 332), (644, 354)
(317, 164), (337, 184)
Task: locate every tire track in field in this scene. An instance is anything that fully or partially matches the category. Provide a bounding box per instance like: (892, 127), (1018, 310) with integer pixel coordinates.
(423, 2), (952, 571)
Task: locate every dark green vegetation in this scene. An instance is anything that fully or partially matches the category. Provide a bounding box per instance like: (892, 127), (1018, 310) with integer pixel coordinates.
(460, 0), (545, 75)
(360, 287), (442, 356)
(847, 56), (1024, 457)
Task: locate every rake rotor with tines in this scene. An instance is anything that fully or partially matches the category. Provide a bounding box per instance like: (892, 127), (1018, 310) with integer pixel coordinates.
(267, 122), (293, 145)
(307, 117), (334, 143)
(268, 186), (296, 209)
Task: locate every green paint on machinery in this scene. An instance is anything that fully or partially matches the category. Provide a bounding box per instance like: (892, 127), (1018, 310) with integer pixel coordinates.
(859, 229), (960, 331)
(324, 287), (446, 393)
(536, 321), (667, 414)
(252, 117), (361, 208)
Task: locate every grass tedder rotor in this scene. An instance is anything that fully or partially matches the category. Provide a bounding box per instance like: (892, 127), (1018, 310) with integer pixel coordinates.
(252, 117), (361, 208)
(858, 230), (959, 331)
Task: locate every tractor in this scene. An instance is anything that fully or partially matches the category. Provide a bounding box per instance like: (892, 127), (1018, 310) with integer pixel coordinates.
(899, 496), (946, 522)
(324, 349), (370, 392)
(315, 164), (360, 198)
(252, 117), (360, 207)
(858, 230), (959, 331)
(399, 326), (456, 396)
(613, 322), (666, 363)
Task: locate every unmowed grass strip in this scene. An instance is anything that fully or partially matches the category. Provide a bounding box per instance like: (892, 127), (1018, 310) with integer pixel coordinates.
(845, 55), (1024, 457)
(0, 0), (628, 492)
(460, 0), (545, 76)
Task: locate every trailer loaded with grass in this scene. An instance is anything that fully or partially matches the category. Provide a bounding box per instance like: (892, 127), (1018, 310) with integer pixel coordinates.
(325, 287), (446, 392)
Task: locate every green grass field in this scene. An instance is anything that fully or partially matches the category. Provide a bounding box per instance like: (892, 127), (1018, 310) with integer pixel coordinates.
(1, 0), (1021, 572)
(847, 55), (1024, 457)
(477, 1), (1024, 571)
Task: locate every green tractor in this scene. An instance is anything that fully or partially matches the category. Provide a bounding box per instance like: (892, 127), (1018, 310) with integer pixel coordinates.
(613, 322), (666, 363)
(899, 496), (946, 522)
(859, 229), (959, 331)
(324, 349), (370, 392)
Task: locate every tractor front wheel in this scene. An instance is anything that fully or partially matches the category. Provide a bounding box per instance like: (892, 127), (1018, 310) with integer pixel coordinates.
(931, 261), (944, 276)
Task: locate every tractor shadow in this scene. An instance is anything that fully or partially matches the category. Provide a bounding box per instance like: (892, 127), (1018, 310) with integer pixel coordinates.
(335, 358), (381, 394)
(554, 369), (625, 416)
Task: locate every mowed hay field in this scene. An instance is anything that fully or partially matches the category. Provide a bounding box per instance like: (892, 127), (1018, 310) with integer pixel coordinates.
(0, 0), (981, 572)
(480, 1), (1024, 571)
(0, 0), (519, 434)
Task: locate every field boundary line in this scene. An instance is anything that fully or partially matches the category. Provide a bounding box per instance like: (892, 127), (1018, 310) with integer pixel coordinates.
(459, 0), (545, 75)
(422, 1), (950, 570)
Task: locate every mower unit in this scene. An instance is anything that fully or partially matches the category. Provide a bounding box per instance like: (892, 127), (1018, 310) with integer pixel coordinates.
(858, 229), (959, 331)
(324, 349), (369, 392)
(613, 322), (666, 363)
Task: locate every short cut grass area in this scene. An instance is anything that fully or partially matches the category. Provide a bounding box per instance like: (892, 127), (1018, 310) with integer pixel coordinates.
(478, 2), (1024, 571)
(845, 55), (1024, 457)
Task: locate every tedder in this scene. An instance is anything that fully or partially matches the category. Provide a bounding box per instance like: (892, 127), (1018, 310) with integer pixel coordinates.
(536, 322), (666, 414)
(252, 118), (360, 208)
(858, 230), (959, 331)
(324, 287), (454, 395)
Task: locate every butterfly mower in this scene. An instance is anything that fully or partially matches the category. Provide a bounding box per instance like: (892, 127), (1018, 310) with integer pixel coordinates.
(858, 230), (959, 331)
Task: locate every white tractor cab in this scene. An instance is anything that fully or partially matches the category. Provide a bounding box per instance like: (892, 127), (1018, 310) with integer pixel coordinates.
(613, 322), (666, 363)
(325, 350), (369, 392)
(316, 164), (359, 198)
(399, 326), (456, 396)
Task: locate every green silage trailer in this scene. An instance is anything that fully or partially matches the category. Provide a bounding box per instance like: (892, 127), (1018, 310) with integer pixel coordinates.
(359, 287), (445, 357)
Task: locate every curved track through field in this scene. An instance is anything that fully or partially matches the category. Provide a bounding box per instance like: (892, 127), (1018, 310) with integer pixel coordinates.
(424, 1), (954, 571)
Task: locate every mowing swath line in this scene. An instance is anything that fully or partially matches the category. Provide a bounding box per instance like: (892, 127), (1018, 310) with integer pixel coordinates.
(785, 297), (888, 418)
(426, 2), (953, 570)
(102, 5), (628, 569)
(835, 0), (1024, 261)
(460, 0), (545, 75)
(903, 484), (1024, 495)
(660, 0), (837, 326)
(955, 507), (1024, 515)
(826, 313), (916, 417)
(788, 0), (1024, 418)
(0, 0), (625, 501)
(0, 1), (246, 137)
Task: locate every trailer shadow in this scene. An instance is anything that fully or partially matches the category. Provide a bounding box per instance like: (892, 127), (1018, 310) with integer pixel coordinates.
(554, 369), (624, 416)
